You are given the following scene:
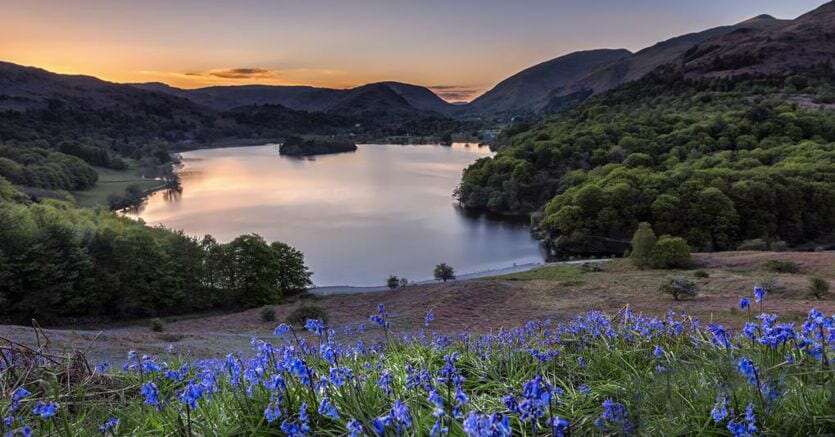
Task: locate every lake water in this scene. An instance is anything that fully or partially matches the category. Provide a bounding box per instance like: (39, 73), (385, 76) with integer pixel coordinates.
(126, 144), (544, 287)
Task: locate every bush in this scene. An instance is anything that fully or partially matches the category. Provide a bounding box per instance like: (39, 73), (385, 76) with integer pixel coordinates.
(287, 305), (329, 327)
(659, 276), (698, 300)
(386, 275), (400, 290)
(693, 270), (710, 278)
(579, 262), (603, 273)
(434, 263), (456, 282)
(808, 277), (830, 299)
(630, 222), (657, 269)
(737, 239), (769, 251)
(763, 260), (800, 274)
(651, 236), (692, 269)
(150, 318), (165, 332)
(770, 240), (789, 252)
(259, 307), (276, 322)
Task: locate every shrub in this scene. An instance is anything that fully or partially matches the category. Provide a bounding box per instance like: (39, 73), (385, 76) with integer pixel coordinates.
(630, 222), (657, 269)
(434, 263), (456, 282)
(399, 277), (409, 288)
(693, 270), (709, 278)
(651, 236), (691, 269)
(737, 239), (768, 251)
(386, 275), (400, 290)
(259, 307), (276, 322)
(580, 262), (603, 273)
(659, 276), (698, 300)
(770, 240), (789, 252)
(763, 260), (800, 274)
(150, 318), (165, 332)
(808, 277), (830, 299)
(287, 305), (329, 327)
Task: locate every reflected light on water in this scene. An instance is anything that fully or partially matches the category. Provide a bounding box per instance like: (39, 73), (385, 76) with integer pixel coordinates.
(126, 143), (543, 286)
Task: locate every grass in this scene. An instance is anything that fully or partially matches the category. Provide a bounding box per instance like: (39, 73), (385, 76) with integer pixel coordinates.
(491, 265), (585, 283)
(2, 295), (832, 436)
(71, 164), (166, 208)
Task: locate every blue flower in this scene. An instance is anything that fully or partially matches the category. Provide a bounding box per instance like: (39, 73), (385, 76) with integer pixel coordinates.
(141, 382), (161, 408)
(99, 417), (119, 433)
(318, 397), (340, 420)
(737, 357), (759, 386)
(430, 419), (449, 436)
(264, 402), (282, 423)
(274, 323), (292, 337)
(391, 400), (413, 429)
(378, 370), (393, 396)
(304, 319), (325, 336)
(711, 396), (728, 423)
(739, 297), (750, 310)
(652, 345), (665, 358)
(346, 419), (363, 437)
(11, 387), (31, 403)
(3, 416), (13, 427)
(31, 401), (59, 419)
(753, 286), (766, 303)
(552, 416), (570, 437)
(425, 309), (434, 327)
(577, 384), (591, 395)
(595, 399), (633, 435)
(177, 381), (204, 410)
(463, 412), (512, 436)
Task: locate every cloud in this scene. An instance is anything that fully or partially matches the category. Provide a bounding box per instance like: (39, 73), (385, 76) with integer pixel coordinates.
(207, 68), (278, 79)
(429, 85), (485, 102)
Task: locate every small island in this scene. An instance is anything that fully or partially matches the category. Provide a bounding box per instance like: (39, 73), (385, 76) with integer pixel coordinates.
(279, 136), (358, 156)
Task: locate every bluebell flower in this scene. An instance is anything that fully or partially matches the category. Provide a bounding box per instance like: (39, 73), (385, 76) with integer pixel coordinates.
(31, 401), (58, 419)
(304, 319), (325, 336)
(178, 381), (204, 410)
(3, 416), (13, 427)
(280, 402), (311, 436)
(391, 399), (413, 429)
(141, 382), (161, 408)
(739, 297), (750, 310)
(708, 323), (732, 349)
(95, 362), (110, 373)
(425, 309), (434, 327)
(653, 345), (664, 358)
(378, 370), (393, 396)
(576, 356), (587, 368)
(711, 396), (728, 423)
(577, 384), (591, 395)
(552, 416), (570, 437)
(737, 357), (759, 386)
(428, 389), (445, 417)
(430, 419), (449, 436)
(264, 402), (282, 423)
(329, 366), (353, 387)
(318, 397), (340, 420)
(595, 399), (633, 435)
(12, 387), (31, 403)
(753, 286), (766, 303)
(99, 417), (119, 433)
(274, 323), (292, 337)
(463, 412), (512, 436)
(346, 419), (363, 437)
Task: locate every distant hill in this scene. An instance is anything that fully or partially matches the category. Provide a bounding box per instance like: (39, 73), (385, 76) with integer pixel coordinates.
(467, 49), (632, 116)
(132, 80), (456, 116)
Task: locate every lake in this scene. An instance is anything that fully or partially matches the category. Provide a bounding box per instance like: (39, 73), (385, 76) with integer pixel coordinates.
(126, 144), (544, 287)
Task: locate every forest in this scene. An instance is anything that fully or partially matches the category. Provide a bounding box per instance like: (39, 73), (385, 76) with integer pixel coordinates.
(0, 177), (312, 324)
(457, 68), (835, 256)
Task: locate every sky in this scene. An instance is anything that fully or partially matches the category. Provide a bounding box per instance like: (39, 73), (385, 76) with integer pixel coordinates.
(0, 0), (829, 101)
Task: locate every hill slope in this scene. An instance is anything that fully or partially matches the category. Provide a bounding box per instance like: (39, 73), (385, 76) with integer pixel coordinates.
(468, 49), (632, 116)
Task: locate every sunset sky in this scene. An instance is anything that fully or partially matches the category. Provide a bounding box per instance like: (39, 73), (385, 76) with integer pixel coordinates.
(0, 0), (828, 101)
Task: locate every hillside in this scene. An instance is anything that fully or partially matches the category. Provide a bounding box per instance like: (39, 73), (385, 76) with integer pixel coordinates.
(133, 80), (456, 115)
(468, 49), (632, 116)
(681, 2), (835, 78)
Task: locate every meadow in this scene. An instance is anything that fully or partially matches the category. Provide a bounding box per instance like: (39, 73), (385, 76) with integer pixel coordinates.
(1, 285), (832, 436)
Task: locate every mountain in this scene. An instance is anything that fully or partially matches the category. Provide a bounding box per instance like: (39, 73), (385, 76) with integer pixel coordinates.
(680, 2), (835, 78)
(467, 49), (632, 115)
(469, 14), (791, 118)
(133, 80), (456, 115)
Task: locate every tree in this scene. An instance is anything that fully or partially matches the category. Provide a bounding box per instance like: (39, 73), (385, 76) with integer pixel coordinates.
(271, 241), (312, 294)
(659, 276), (698, 301)
(630, 222), (657, 269)
(399, 277), (409, 288)
(808, 276), (830, 299)
(651, 236), (692, 269)
(434, 263), (455, 282)
(386, 275), (400, 290)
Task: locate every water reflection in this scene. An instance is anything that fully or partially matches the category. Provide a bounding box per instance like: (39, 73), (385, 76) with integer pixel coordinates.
(126, 144), (544, 286)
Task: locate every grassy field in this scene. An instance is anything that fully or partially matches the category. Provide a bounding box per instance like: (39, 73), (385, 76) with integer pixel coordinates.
(491, 265), (585, 284)
(72, 164), (166, 208)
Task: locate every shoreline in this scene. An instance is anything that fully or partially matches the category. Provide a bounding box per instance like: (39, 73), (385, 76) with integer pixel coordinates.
(310, 258), (610, 296)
